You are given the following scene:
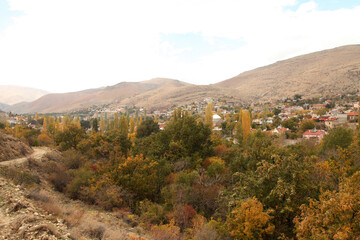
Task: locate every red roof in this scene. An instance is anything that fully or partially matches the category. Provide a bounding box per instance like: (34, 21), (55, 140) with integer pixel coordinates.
(347, 112), (359, 116)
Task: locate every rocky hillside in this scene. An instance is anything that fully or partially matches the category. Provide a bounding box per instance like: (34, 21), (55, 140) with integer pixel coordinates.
(0, 148), (150, 240)
(0, 133), (33, 162)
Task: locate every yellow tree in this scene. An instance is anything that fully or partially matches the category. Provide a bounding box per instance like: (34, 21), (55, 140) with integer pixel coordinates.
(236, 109), (251, 145)
(47, 116), (56, 135)
(205, 102), (214, 129)
(42, 117), (48, 132)
(295, 172), (360, 239)
(226, 197), (274, 240)
(119, 114), (128, 136)
(242, 110), (251, 143)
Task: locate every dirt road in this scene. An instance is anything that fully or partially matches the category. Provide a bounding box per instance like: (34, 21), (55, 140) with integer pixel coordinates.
(0, 147), (50, 166)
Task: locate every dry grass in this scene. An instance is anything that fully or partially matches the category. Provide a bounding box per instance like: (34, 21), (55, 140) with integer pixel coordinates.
(0, 166), (40, 186)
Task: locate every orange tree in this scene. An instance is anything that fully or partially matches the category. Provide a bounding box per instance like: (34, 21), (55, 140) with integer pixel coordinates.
(295, 171), (360, 239)
(112, 154), (160, 201)
(226, 197), (274, 240)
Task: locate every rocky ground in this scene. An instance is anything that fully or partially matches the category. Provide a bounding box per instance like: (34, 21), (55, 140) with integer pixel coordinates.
(0, 177), (71, 239)
(0, 148), (150, 240)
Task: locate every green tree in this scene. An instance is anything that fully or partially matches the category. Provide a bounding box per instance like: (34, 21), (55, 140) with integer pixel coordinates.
(136, 118), (159, 138)
(322, 127), (354, 151)
(92, 118), (99, 132)
(55, 124), (86, 150)
(300, 119), (315, 132)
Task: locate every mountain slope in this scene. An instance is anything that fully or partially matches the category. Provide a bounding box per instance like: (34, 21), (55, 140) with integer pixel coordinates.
(0, 86), (48, 105)
(9, 78), (190, 113)
(7, 45), (360, 113)
(215, 45), (360, 101)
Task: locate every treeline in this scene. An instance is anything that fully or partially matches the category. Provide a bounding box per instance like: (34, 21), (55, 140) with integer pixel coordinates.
(3, 109), (360, 239)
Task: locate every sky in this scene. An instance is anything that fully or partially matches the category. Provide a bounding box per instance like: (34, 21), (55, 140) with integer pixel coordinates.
(0, 0), (359, 93)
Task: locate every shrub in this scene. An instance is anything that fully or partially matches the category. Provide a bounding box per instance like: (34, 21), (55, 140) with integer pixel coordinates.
(150, 219), (182, 240)
(0, 166), (40, 186)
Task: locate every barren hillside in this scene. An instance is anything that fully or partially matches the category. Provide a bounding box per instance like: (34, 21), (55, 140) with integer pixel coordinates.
(10, 78), (190, 113)
(7, 45), (360, 113)
(215, 45), (360, 101)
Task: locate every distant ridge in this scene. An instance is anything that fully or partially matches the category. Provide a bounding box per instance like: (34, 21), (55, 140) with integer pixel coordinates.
(7, 45), (360, 113)
(0, 85), (48, 105)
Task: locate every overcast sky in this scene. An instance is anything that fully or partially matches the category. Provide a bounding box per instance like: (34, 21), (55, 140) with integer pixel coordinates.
(0, 0), (359, 93)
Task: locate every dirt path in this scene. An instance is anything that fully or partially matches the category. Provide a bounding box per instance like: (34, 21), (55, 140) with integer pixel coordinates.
(0, 147), (50, 166)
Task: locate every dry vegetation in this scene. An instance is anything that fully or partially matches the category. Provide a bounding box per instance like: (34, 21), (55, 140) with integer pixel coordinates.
(0, 149), (150, 240)
(0, 132), (33, 162)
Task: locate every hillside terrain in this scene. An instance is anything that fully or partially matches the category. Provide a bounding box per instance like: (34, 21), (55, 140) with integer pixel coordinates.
(0, 132), (33, 162)
(6, 45), (360, 113)
(0, 86), (48, 105)
(0, 145), (150, 239)
(215, 45), (360, 101)
(9, 78), (191, 113)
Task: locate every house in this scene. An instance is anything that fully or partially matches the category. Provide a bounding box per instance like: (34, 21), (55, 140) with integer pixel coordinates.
(271, 126), (290, 135)
(302, 129), (327, 141)
(213, 114), (222, 125)
(347, 112), (359, 122)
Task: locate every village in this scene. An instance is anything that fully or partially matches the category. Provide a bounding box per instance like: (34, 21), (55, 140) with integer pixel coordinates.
(1, 91), (359, 145)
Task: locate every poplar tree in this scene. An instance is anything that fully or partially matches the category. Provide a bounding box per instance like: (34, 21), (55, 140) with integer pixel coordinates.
(205, 102), (214, 129)
(129, 117), (135, 133)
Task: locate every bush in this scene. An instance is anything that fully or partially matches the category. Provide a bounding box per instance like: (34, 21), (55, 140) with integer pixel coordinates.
(61, 149), (84, 169)
(0, 166), (40, 186)
(65, 167), (94, 199)
(46, 163), (70, 192)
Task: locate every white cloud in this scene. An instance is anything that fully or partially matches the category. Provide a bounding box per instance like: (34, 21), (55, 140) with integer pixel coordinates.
(0, 0), (359, 92)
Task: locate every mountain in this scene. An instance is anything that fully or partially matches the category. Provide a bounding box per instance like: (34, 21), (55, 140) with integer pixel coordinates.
(7, 45), (360, 113)
(215, 45), (360, 101)
(0, 103), (9, 111)
(9, 78), (192, 113)
(0, 86), (49, 105)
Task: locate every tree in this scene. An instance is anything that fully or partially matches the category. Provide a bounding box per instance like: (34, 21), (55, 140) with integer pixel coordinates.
(295, 172), (360, 239)
(113, 154), (160, 200)
(322, 127), (354, 151)
(55, 124), (86, 150)
(226, 197), (274, 240)
(282, 117), (299, 131)
(235, 109), (251, 145)
(119, 114), (128, 136)
(136, 118), (159, 138)
(92, 118), (99, 132)
(205, 103), (214, 129)
(300, 119), (315, 132)
(129, 117), (135, 133)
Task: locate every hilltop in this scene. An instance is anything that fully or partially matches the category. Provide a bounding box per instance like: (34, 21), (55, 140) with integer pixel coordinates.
(215, 45), (360, 101)
(6, 45), (360, 113)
